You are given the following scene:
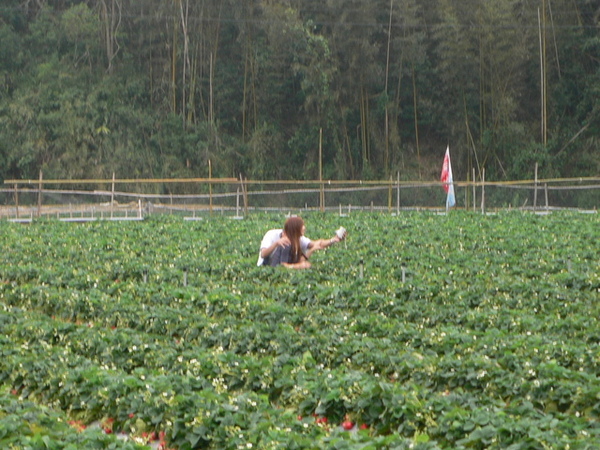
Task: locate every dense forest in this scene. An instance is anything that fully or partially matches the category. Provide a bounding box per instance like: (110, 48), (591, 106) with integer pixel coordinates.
(0, 0), (598, 185)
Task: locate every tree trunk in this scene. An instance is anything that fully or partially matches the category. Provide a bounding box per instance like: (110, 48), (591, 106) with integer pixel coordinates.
(384, 0), (393, 176)
(360, 87), (369, 165)
(178, 0), (191, 127)
(99, 0), (121, 74)
(412, 65), (420, 179)
(171, 12), (177, 114)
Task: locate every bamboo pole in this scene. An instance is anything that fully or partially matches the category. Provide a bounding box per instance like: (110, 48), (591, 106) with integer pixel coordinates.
(244, 176), (249, 215)
(209, 53), (214, 125)
(208, 159), (213, 215)
(538, 7), (547, 147)
(534, 163), (539, 210)
(543, 0), (548, 147)
(14, 183), (19, 219)
(384, 0), (393, 175)
(412, 65), (421, 179)
(37, 170), (43, 218)
(481, 168), (485, 214)
(171, 12), (177, 113)
(111, 172), (115, 219)
(6, 177), (600, 187)
(319, 128), (324, 212)
(396, 171), (400, 215)
(239, 174), (249, 216)
(548, 0), (561, 79)
(388, 176), (392, 213)
(472, 168), (476, 211)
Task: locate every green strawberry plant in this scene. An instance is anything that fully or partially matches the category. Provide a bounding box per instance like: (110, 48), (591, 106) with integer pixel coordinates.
(1, 211), (599, 448)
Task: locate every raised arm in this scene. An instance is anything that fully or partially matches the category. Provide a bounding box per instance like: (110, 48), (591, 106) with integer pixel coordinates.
(306, 232), (346, 258)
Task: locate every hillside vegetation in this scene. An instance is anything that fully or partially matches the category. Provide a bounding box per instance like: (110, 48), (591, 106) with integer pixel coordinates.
(0, 1), (599, 186)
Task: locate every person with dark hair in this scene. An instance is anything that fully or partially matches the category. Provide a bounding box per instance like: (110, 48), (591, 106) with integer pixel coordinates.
(257, 216), (346, 269)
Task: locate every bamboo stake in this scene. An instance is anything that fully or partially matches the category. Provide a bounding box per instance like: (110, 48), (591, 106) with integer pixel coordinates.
(472, 168), (476, 211)
(239, 174), (249, 216)
(396, 171), (400, 215)
(534, 163), (539, 210)
(37, 170), (43, 218)
(14, 183), (19, 219)
(209, 159), (213, 215)
(111, 172), (115, 219)
(481, 168), (485, 214)
(388, 176), (392, 213)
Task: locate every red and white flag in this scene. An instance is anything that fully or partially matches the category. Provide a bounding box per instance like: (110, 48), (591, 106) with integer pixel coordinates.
(440, 146), (456, 208)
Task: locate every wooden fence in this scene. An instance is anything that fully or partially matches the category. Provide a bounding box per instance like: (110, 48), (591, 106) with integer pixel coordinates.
(1, 173), (599, 221)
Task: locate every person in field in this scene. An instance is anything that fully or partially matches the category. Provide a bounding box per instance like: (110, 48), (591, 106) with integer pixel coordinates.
(257, 216), (346, 269)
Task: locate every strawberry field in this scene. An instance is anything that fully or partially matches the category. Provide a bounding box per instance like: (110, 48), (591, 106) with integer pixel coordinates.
(1, 211), (600, 449)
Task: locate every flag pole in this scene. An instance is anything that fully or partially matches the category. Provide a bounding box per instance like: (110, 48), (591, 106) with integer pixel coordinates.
(441, 145), (455, 212)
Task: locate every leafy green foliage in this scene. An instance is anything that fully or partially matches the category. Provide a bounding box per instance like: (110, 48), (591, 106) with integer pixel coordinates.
(1, 1), (599, 182)
(1, 212), (600, 448)
(0, 386), (145, 449)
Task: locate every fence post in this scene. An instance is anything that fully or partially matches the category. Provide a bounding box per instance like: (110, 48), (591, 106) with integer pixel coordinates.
(209, 159), (213, 216)
(111, 172), (115, 219)
(388, 176), (392, 213)
(14, 183), (19, 219)
(481, 168), (485, 214)
(472, 168), (476, 211)
(396, 171), (400, 215)
(533, 162), (538, 210)
(37, 170), (43, 218)
(544, 183), (549, 212)
(239, 174), (248, 216)
(245, 177), (249, 215)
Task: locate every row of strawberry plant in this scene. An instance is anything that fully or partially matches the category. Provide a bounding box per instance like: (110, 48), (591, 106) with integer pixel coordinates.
(4, 312), (596, 449)
(0, 384), (146, 449)
(3, 269), (599, 380)
(3, 294), (599, 447)
(1, 212), (600, 448)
